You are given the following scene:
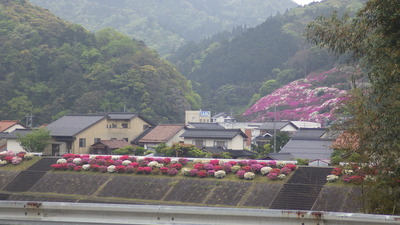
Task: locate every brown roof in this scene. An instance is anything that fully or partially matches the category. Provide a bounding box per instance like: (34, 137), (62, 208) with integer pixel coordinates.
(0, 120), (20, 132)
(139, 124), (185, 143)
(92, 140), (132, 149)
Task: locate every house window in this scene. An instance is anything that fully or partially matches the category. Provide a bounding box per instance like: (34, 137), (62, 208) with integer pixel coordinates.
(214, 141), (227, 148)
(79, 138), (86, 147)
(122, 123), (128, 128)
(143, 125), (149, 130)
(94, 138), (100, 144)
(193, 140), (204, 149)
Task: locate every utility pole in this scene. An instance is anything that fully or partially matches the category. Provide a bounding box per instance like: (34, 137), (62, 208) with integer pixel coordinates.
(25, 114), (33, 128)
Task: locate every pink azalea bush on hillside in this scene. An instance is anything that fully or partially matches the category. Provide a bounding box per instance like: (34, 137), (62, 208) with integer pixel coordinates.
(243, 68), (349, 123)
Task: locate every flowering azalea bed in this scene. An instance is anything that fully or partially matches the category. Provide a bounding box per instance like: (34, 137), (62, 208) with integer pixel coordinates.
(51, 154), (297, 181)
(244, 68), (349, 123)
(0, 150), (34, 166)
(326, 164), (378, 184)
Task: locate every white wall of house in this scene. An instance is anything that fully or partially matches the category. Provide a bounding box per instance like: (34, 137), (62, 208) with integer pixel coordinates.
(6, 139), (25, 153)
(280, 124), (298, 132)
(166, 129), (185, 146)
(183, 135), (245, 150)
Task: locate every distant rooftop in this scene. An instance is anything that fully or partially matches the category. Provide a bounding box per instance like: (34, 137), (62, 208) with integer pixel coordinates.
(181, 128), (247, 139)
(187, 123), (225, 129)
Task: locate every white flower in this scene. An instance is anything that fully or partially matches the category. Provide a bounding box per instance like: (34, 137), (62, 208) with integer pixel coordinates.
(24, 153), (34, 159)
(344, 169), (354, 175)
(72, 158), (82, 165)
(82, 164), (91, 171)
(364, 175), (376, 181)
(219, 160), (228, 165)
(0, 160), (7, 166)
(276, 161), (286, 168)
(326, 174), (339, 182)
(107, 165), (115, 173)
(89, 155), (97, 159)
(231, 165), (241, 173)
(156, 163), (164, 168)
(111, 156), (119, 161)
(193, 159), (202, 164)
(147, 161), (159, 168)
(244, 172), (256, 180)
(261, 167), (273, 175)
(202, 159), (210, 164)
(122, 160), (132, 166)
(136, 157), (145, 162)
(278, 174), (286, 180)
(181, 168), (191, 176)
(57, 158), (67, 164)
(214, 170), (226, 179)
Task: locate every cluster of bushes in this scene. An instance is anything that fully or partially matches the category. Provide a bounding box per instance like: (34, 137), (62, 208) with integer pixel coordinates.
(50, 154), (296, 181)
(326, 164), (378, 184)
(0, 151), (34, 166)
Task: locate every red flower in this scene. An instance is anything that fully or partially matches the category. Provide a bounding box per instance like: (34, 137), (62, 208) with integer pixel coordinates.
(163, 158), (171, 164)
(115, 165), (126, 173)
(284, 164), (297, 171)
(129, 162), (139, 167)
(119, 155), (130, 161)
(241, 166), (252, 172)
(209, 159), (219, 166)
(214, 165), (222, 171)
(198, 170), (208, 178)
(194, 163), (204, 170)
(331, 167), (342, 176)
(270, 168), (281, 174)
(4, 156), (13, 163)
(91, 164), (100, 171)
(160, 167), (169, 174)
(170, 163), (183, 170)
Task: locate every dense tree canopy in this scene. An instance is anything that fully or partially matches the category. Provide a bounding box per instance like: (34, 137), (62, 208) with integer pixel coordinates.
(306, 0), (400, 215)
(29, 0), (297, 56)
(0, 0), (201, 125)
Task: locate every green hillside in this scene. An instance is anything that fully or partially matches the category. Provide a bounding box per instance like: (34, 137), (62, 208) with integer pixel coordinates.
(28, 0), (297, 56)
(0, 0), (200, 125)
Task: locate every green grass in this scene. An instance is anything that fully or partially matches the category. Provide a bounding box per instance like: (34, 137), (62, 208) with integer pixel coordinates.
(0, 157), (40, 171)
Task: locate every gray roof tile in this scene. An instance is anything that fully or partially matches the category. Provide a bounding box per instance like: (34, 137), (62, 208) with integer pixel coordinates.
(46, 115), (105, 136)
(180, 128), (247, 139)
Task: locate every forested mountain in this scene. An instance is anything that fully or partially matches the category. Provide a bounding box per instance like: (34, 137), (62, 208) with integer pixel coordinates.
(28, 0), (297, 56)
(169, 0), (367, 117)
(0, 0), (200, 125)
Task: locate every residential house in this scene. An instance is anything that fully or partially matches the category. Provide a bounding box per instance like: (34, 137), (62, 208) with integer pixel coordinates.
(45, 113), (154, 155)
(253, 121), (298, 147)
(3, 129), (32, 153)
(185, 110), (211, 125)
(211, 112), (236, 123)
(278, 128), (335, 163)
(136, 124), (186, 150)
(91, 139), (133, 155)
(180, 128), (254, 158)
(218, 122), (263, 150)
(0, 120), (25, 133)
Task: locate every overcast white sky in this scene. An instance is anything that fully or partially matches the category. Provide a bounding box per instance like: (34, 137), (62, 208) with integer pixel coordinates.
(292, 0), (322, 6)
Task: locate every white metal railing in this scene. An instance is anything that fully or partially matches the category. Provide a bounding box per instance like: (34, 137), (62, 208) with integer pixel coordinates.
(0, 201), (399, 225)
